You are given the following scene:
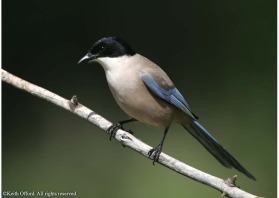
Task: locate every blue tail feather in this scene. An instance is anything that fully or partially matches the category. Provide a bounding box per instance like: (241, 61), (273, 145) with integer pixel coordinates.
(182, 120), (256, 180)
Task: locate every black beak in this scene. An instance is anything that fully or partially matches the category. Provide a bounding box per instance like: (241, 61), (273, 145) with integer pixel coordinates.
(78, 52), (94, 64)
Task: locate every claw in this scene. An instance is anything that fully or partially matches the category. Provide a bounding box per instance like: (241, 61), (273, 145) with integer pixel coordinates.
(127, 129), (134, 135)
(147, 127), (169, 164)
(106, 122), (134, 140)
(106, 123), (122, 140)
(148, 144), (163, 164)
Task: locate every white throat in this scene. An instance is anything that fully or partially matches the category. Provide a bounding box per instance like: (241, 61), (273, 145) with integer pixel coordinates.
(96, 55), (134, 72)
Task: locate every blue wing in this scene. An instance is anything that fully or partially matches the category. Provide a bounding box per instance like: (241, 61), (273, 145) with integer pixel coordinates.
(141, 73), (256, 180)
(141, 72), (196, 120)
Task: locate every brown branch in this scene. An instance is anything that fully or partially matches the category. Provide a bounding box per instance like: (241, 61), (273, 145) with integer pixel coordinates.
(1, 69), (261, 198)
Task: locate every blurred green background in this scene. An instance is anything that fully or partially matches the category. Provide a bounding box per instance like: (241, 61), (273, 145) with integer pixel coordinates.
(2, 0), (276, 197)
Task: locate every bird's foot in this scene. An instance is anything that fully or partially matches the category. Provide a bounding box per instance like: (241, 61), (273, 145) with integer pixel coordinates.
(148, 144), (163, 165)
(106, 123), (134, 140)
(107, 123), (121, 140)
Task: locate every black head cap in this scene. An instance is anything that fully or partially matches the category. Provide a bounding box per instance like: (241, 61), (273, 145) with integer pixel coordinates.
(78, 37), (136, 64)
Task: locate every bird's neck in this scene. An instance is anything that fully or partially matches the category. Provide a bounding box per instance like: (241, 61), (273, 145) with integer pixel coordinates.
(96, 55), (136, 72)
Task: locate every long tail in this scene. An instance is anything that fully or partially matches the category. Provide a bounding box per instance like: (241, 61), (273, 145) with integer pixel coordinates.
(182, 120), (256, 180)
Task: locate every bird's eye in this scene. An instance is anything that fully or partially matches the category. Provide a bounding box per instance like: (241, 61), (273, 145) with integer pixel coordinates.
(101, 46), (105, 50)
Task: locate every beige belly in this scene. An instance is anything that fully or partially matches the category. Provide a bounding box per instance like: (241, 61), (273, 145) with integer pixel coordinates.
(108, 79), (175, 128)
(104, 61), (189, 128)
(117, 92), (175, 128)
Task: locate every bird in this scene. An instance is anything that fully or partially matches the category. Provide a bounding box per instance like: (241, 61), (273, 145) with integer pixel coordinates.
(78, 36), (256, 180)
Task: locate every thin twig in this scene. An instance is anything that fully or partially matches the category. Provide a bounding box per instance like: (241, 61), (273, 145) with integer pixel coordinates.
(1, 69), (260, 198)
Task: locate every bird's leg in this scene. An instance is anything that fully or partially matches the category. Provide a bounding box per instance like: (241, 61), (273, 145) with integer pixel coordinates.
(148, 127), (169, 164)
(106, 118), (137, 140)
